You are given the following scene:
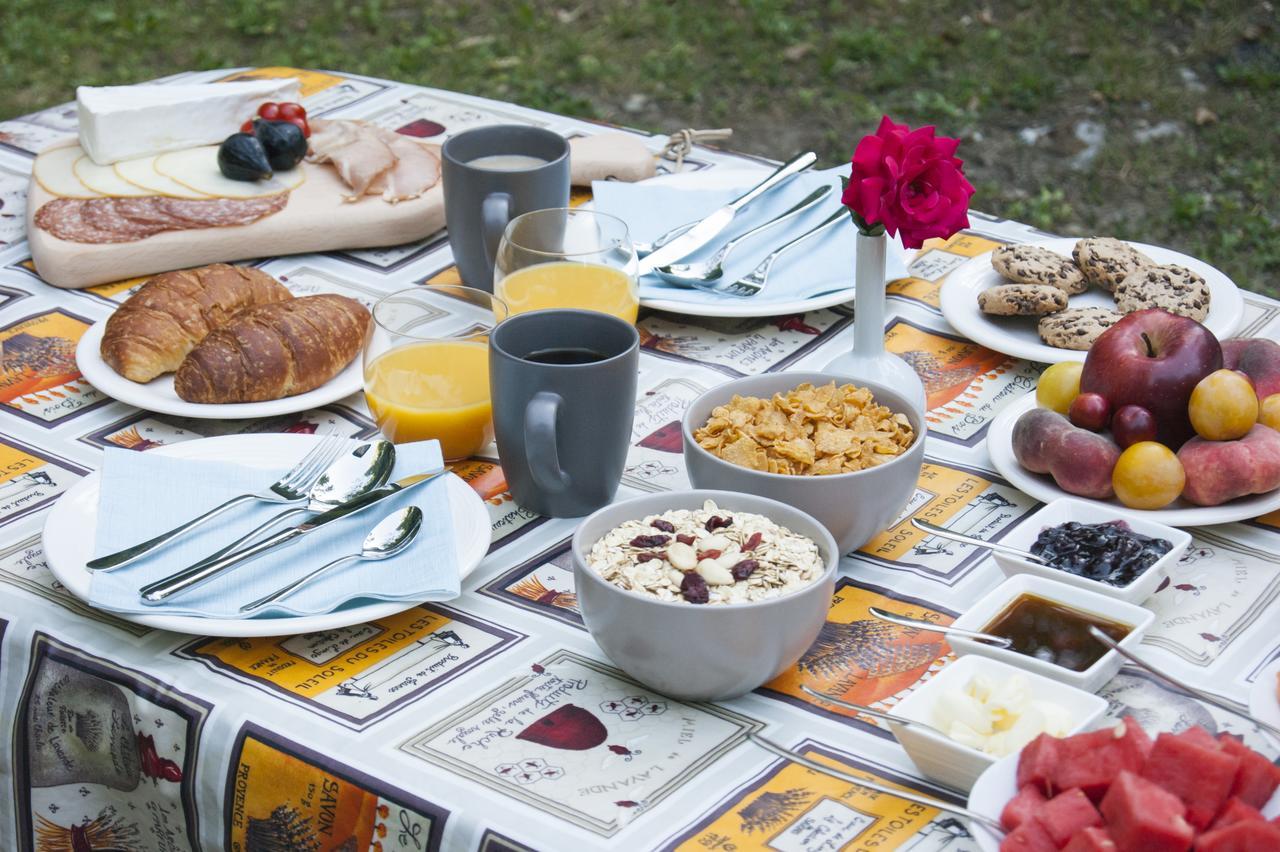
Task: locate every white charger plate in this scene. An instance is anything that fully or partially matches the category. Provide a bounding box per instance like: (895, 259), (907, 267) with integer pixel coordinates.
(42, 433), (490, 637)
(939, 238), (1245, 364)
(966, 739), (1280, 850)
(617, 168), (859, 318)
(1249, 658), (1280, 732)
(987, 392), (1280, 526)
(75, 319), (364, 419)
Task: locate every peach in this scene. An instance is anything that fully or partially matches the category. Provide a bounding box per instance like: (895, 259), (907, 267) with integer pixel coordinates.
(1012, 408), (1122, 499)
(1222, 338), (1280, 399)
(1177, 423), (1280, 506)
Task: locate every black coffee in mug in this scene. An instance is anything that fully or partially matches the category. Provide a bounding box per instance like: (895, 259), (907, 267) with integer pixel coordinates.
(523, 347), (609, 365)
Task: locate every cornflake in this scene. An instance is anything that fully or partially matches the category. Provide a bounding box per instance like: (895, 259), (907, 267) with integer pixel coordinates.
(694, 381), (914, 475)
(587, 501), (824, 605)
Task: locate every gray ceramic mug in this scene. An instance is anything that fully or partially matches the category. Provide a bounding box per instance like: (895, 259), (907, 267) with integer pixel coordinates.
(490, 309), (639, 517)
(441, 125), (570, 290)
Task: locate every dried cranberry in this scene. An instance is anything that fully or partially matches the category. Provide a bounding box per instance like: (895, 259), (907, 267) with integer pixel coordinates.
(650, 518), (675, 533)
(636, 552), (662, 562)
(697, 549), (722, 561)
(680, 572), (709, 604)
(742, 532), (763, 551)
(731, 559), (759, 581)
(676, 533), (696, 545)
(629, 534), (670, 548)
(705, 515), (733, 532)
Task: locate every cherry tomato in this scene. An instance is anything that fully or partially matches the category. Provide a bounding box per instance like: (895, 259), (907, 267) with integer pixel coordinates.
(277, 102), (307, 120)
(284, 116), (310, 138)
(257, 102), (281, 120)
(239, 119), (255, 134)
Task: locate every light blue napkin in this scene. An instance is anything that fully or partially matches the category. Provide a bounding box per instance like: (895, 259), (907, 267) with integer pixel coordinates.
(591, 166), (910, 305)
(89, 440), (457, 620)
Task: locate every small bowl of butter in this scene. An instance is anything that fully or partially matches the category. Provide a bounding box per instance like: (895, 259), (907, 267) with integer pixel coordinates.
(888, 654), (1107, 792)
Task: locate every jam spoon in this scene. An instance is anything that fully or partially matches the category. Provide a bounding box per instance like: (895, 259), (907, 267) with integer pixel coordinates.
(868, 606), (1013, 649)
(910, 518), (1046, 564)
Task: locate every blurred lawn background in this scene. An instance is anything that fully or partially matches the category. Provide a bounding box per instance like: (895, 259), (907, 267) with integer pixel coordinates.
(2, 0), (1276, 296)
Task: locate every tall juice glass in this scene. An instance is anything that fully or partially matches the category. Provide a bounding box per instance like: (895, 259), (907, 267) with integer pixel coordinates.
(363, 286), (508, 460)
(493, 208), (639, 323)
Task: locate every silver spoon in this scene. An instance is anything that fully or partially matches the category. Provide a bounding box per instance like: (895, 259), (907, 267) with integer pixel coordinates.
(136, 440), (395, 603)
(239, 505), (423, 613)
(654, 184), (832, 287)
(868, 606), (1013, 649)
(800, 684), (946, 735)
(910, 518), (1047, 564)
(748, 734), (1005, 835)
(1088, 627), (1280, 741)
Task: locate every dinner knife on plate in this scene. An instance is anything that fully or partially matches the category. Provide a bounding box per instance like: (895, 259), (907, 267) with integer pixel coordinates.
(635, 151), (817, 276)
(137, 470), (443, 605)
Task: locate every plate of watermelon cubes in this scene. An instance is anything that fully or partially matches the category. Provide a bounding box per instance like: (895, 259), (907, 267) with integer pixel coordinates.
(967, 716), (1280, 850)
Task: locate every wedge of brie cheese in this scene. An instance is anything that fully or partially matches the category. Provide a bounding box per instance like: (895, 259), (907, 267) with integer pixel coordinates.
(76, 78), (301, 165)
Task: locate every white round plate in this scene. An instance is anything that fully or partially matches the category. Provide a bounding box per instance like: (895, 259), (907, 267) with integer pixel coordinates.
(939, 238), (1245, 364)
(988, 392), (1280, 526)
(617, 168), (858, 318)
(76, 320), (364, 419)
(1249, 657), (1280, 733)
(966, 737), (1280, 851)
(42, 433), (490, 637)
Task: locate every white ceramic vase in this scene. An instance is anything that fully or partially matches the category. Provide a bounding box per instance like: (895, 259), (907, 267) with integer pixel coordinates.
(825, 231), (928, 413)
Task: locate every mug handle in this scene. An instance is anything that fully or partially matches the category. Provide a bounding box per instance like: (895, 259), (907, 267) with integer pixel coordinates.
(482, 192), (513, 269)
(525, 391), (571, 494)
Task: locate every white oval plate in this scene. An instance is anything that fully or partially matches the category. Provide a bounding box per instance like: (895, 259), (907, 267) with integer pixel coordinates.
(1249, 657), (1280, 733)
(987, 392), (1280, 526)
(939, 238), (1245, 364)
(966, 737), (1280, 851)
(613, 168), (858, 318)
(43, 433), (490, 637)
(76, 319), (364, 419)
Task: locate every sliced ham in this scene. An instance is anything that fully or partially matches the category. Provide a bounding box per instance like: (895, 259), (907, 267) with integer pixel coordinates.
(373, 127), (440, 203)
(309, 119), (440, 203)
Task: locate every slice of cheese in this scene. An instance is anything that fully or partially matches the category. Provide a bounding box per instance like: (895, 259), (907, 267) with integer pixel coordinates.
(73, 156), (153, 197)
(32, 145), (102, 198)
(154, 146), (305, 198)
(77, 78), (301, 165)
(113, 156), (211, 199)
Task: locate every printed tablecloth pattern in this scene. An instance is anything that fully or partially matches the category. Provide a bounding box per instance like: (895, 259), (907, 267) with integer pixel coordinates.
(1, 67), (1279, 852)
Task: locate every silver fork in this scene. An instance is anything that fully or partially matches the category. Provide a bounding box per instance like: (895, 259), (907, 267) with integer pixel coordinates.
(715, 208), (849, 298)
(86, 429), (347, 572)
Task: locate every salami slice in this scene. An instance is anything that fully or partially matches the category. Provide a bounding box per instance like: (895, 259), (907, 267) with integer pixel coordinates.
(34, 199), (152, 244)
(80, 198), (169, 237)
(153, 195), (287, 227)
(34, 193), (288, 244)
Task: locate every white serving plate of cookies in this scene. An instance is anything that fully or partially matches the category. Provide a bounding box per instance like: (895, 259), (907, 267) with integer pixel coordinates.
(940, 237), (1245, 364)
(988, 391), (1280, 526)
(76, 318), (364, 418)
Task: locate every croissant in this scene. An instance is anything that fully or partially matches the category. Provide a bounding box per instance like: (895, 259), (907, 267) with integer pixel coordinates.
(174, 294), (370, 403)
(100, 264), (293, 383)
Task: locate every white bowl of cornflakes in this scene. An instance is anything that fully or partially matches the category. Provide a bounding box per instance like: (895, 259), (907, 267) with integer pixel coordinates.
(682, 372), (925, 554)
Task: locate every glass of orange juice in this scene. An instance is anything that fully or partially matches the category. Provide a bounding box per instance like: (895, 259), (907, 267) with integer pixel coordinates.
(493, 208), (639, 323)
(363, 285), (509, 460)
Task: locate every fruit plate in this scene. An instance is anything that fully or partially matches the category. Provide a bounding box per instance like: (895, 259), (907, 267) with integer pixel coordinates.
(939, 238), (1245, 365)
(76, 319), (364, 419)
(965, 747), (1280, 851)
(42, 433), (490, 637)
(987, 392), (1280, 526)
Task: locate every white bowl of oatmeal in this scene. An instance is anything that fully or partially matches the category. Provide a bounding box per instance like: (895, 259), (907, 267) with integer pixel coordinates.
(572, 490), (838, 701)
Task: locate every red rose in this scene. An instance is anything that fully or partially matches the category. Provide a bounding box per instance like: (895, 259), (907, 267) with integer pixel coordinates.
(841, 116), (975, 250)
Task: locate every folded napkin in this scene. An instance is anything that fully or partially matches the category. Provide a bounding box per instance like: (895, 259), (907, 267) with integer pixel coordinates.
(591, 166), (910, 305)
(89, 439), (457, 620)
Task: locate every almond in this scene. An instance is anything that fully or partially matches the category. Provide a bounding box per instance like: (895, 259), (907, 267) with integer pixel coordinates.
(666, 541), (697, 571)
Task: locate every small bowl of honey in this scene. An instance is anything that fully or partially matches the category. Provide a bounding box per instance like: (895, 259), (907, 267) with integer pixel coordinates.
(948, 574), (1155, 693)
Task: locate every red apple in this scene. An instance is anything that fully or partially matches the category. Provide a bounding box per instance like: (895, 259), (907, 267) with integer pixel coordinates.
(1069, 392), (1111, 431)
(1222, 338), (1280, 399)
(1081, 309), (1222, 448)
(1112, 404), (1158, 448)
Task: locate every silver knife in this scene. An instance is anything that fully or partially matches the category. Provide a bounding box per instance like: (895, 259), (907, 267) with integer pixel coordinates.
(636, 151), (817, 275)
(137, 471), (443, 605)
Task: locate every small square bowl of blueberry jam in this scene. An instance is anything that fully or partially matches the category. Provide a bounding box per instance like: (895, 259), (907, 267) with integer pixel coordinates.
(992, 497), (1192, 604)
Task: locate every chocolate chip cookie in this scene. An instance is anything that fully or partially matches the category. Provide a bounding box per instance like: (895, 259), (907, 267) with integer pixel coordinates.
(991, 245), (1088, 295)
(1038, 307), (1125, 350)
(1072, 237), (1154, 292)
(1113, 264), (1211, 321)
(977, 284), (1069, 316)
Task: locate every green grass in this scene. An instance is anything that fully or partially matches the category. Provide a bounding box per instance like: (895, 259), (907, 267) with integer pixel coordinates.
(2, 0), (1277, 297)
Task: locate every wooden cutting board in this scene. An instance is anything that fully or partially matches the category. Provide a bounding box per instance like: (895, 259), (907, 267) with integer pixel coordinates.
(26, 157), (446, 289)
